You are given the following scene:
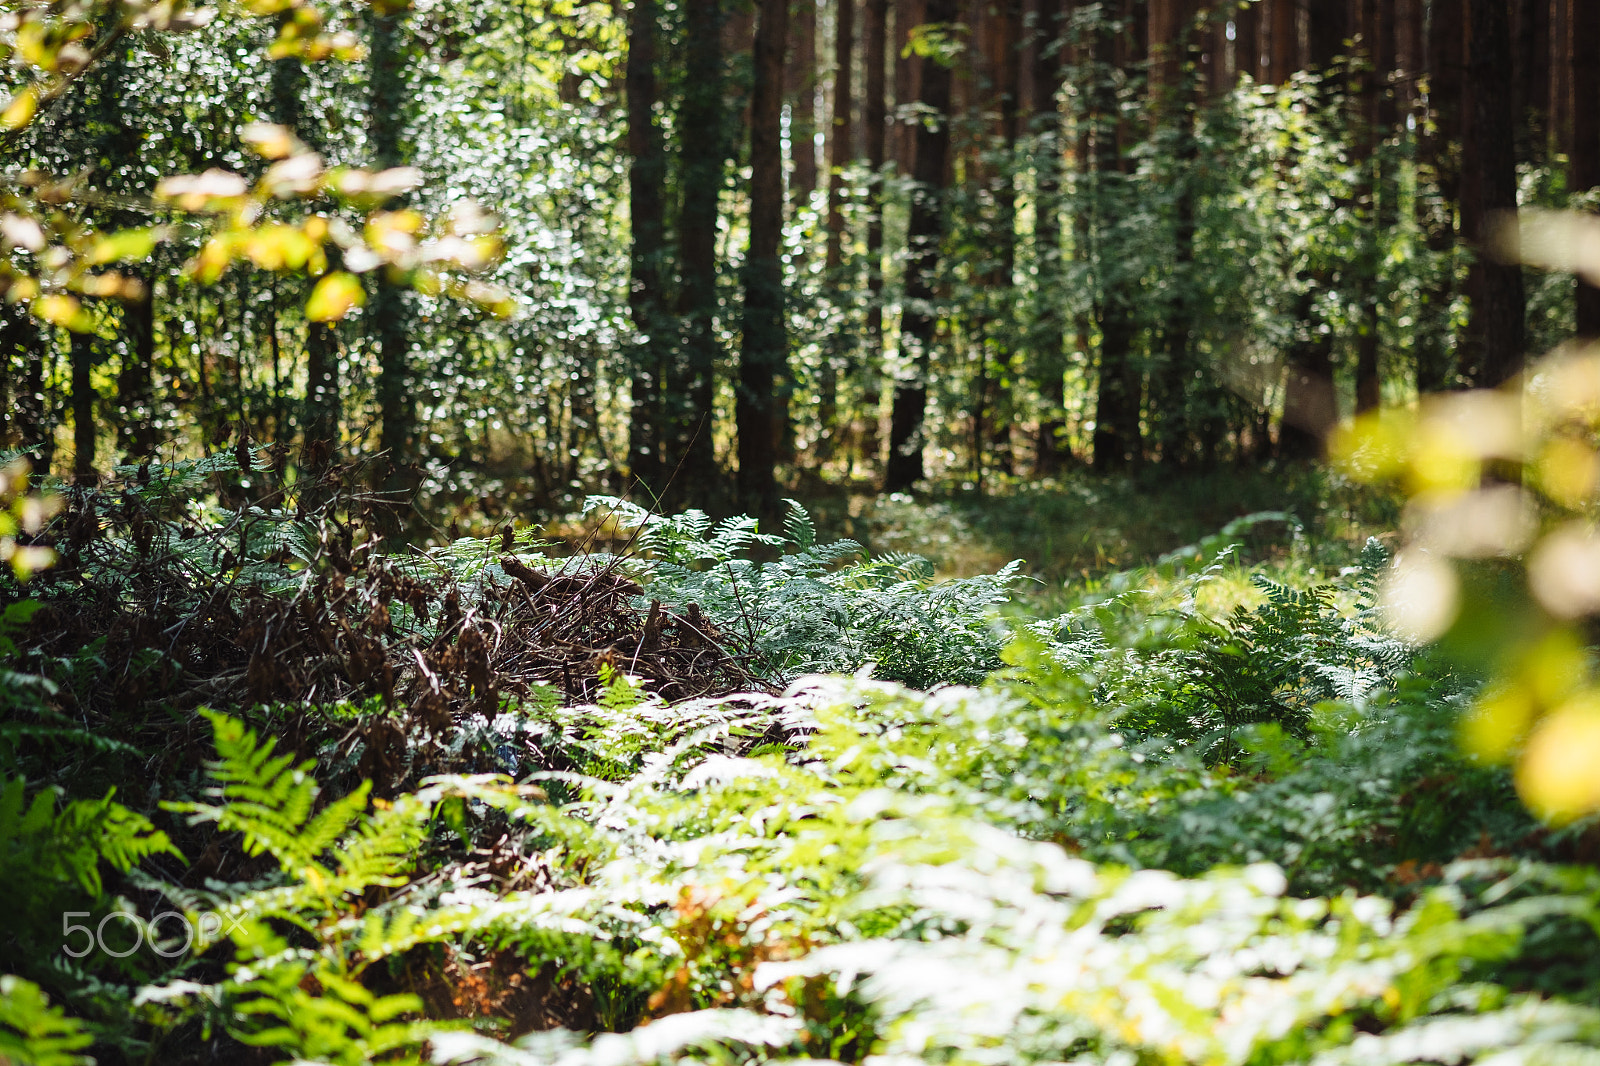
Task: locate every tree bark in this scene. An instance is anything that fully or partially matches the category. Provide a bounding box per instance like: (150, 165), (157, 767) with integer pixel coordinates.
(861, 0), (889, 471)
(1415, 0), (1464, 392)
(1092, 0), (1144, 472)
(885, 0), (956, 492)
(740, 0), (789, 521)
(818, 0), (856, 461)
(626, 0), (668, 491)
(1465, 0), (1526, 387)
(1032, 0), (1069, 473)
(370, 6), (413, 487)
(789, 0), (819, 207)
(1573, 0), (1600, 337)
(672, 0), (727, 503)
(71, 327), (96, 483)
(1269, 0), (1298, 83)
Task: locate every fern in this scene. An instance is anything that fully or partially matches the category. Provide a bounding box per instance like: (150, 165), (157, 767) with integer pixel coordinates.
(0, 975), (94, 1066)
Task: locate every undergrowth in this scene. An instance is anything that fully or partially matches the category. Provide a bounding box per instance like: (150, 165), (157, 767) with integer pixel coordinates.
(0, 452), (1596, 1066)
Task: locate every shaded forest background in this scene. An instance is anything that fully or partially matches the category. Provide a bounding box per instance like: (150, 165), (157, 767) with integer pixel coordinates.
(3, 0), (1598, 527)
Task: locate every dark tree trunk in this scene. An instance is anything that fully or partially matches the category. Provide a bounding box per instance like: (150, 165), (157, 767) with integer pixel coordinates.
(789, 0), (819, 206)
(739, 0), (789, 522)
(1032, 0), (1069, 473)
(302, 322), (340, 456)
(1465, 0), (1526, 387)
(818, 0), (856, 461)
(116, 276), (157, 461)
(894, 0), (923, 173)
(1574, 0), (1600, 337)
(671, 0), (727, 503)
(626, 0), (669, 490)
(71, 327), (96, 483)
(1235, 0), (1259, 80)
(1154, 0), (1200, 466)
(861, 0), (889, 471)
(1092, 0), (1144, 472)
(885, 0), (956, 492)
(1307, 0), (1347, 71)
(370, 7), (412, 488)
(1269, 0), (1298, 83)
(1416, 0), (1464, 392)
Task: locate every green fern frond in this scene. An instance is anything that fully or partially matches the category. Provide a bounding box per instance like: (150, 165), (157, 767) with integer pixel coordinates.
(0, 975), (94, 1066)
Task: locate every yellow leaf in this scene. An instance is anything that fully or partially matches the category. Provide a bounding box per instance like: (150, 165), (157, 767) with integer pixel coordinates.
(193, 235), (234, 284)
(305, 272), (364, 322)
(243, 224), (317, 271)
(2, 86), (38, 131)
(1517, 694), (1600, 822)
(33, 294), (92, 331)
(88, 228), (161, 265)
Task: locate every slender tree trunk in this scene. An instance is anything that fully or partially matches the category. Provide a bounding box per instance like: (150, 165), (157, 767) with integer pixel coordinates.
(1033, 0), (1069, 473)
(1155, 0), (1200, 465)
(818, 0), (856, 461)
(673, 0), (727, 503)
(1415, 0), (1463, 392)
(885, 0), (956, 492)
(740, 0), (789, 521)
(370, 7), (412, 488)
(789, 0), (819, 207)
(1269, 0), (1298, 83)
(894, 0), (923, 173)
(1353, 0), (1388, 414)
(1465, 0), (1526, 387)
(1235, 0), (1259, 80)
(71, 326), (96, 483)
(1307, 1), (1346, 70)
(861, 0), (889, 471)
(626, 0), (668, 492)
(1574, 0), (1600, 337)
(116, 275), (156, 460)
(1092, 0), (1144, 472)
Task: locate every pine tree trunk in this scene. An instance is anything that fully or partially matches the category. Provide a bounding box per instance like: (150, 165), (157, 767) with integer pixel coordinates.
(789, 0), (819, 207)
(1415, 0), (1464, 392)
(71, 327), (96, 483)
(626, 0), (668, 490)
(818, 0), (856, 462)
(1032, 0), (1069, 473)
(370, 7), (413, 488)
(861, 0), (889, 472)
(1092, 0), (1144, 472)
(1573, 0), (1600, 337)
(885, 0), (956, 492)
(1465, 0), (1526, 387)
(739, 0), (789, 521)
(672, 0), (726, 504)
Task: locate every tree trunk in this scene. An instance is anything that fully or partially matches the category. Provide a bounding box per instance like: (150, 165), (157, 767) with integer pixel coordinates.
(885, 0), (956, 492)
(1092, 0), (1144, 472)
(370, 6), (413, 487)
(789, 0), (819, 207)
(1307, 0), (1346, 71)
(894, 0), (923, 173)
(1154, 0), (1200, 465)
(1574, 0), (1600, 337)
(1269, 0), (1298, 83)
(626, 0), (668, 491)
(818, 0), (856, 461)
(739, 0), (789, 521)
(861, 0), (889, 472)
(116, 276), (156, 461)
(672, 0), (726, 504)
(1032, 0), (1069, 473)
(1415, 0), (1464, 392)
(4, 304), (50, 468)
(1235, 0), (1259, 80)
(1465, 0), (1526, 387)
(71, 327), (96, 483)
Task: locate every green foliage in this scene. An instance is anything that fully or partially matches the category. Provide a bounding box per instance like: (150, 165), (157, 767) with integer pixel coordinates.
(0, 975), (94, 1066)
(592, 496), (1022, 688)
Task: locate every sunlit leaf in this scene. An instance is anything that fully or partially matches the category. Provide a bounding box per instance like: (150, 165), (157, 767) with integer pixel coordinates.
(2, 85), (38, 130)
(305, 271), (364, 322)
